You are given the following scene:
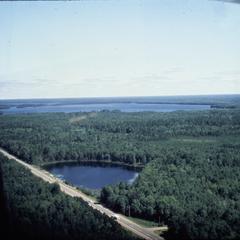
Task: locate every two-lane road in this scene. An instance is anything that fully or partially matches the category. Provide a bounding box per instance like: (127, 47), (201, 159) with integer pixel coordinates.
(0, 148), (163, 240)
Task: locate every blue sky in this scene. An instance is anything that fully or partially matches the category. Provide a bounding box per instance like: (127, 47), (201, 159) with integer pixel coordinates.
(0, 0), (240, 99)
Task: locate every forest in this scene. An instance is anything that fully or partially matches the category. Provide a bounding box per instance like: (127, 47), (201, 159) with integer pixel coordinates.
(0, 109), (240, 240)
(0, 110), (240, 165)
(0, 154), (137, 240)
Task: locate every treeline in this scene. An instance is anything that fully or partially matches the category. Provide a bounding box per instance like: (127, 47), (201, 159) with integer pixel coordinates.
(0, 110), (240, 165)
(0, 154), (137, 240)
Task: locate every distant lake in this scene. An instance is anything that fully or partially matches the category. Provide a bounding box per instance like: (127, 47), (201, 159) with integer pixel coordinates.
(46, 163), (139, 190)
(0, 102), (211, 114)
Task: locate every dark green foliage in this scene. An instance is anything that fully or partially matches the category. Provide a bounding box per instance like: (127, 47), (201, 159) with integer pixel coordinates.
(101, 145), (240, 240)
(0, 110), (240, 240)
(0, 155), (137, 240)
(0, 110), (240, 165)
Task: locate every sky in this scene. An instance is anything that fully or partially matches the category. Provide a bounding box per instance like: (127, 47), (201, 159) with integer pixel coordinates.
(0, 0), (240, 99)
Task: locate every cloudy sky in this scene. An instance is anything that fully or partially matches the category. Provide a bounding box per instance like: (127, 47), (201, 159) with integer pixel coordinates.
(0, 0), (239, 99)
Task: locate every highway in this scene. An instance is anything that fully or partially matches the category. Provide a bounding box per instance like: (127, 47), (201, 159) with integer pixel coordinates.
(0, 148), (163, 240)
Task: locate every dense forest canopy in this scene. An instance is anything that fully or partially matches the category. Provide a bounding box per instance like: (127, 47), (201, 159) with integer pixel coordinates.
(0, 154), (137, 240)
(0, 110), (240, 165)
(0, 109), (240, 240)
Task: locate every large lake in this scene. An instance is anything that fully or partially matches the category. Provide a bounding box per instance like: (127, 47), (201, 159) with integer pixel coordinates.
(1, 102), (211, 114)
(46, 164), (139, 189)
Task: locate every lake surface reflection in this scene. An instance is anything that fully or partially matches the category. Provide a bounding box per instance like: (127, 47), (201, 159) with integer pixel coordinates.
(1, 102), (211, 114)
(46, 163), (139, 189)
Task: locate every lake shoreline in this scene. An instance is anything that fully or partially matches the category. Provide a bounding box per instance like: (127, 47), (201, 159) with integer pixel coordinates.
(41, 159), (144, 172)
(43, 160), (140, 189)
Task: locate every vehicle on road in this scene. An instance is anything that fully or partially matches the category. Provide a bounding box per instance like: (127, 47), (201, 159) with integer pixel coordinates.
(112, 214), (119, 220)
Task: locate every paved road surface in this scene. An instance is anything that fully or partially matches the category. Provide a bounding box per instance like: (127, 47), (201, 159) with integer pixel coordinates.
(0, 148), (163, 240)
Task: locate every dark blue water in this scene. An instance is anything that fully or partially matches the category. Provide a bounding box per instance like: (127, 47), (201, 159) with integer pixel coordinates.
(47, 164), (138, 189)
(0, 102), (211, 114)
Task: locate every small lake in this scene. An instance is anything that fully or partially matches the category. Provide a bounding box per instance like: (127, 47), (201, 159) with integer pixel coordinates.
(46, 163), (139, 189)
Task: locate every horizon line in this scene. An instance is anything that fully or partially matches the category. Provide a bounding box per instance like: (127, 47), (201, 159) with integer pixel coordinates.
(1, 93), (240, 101)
